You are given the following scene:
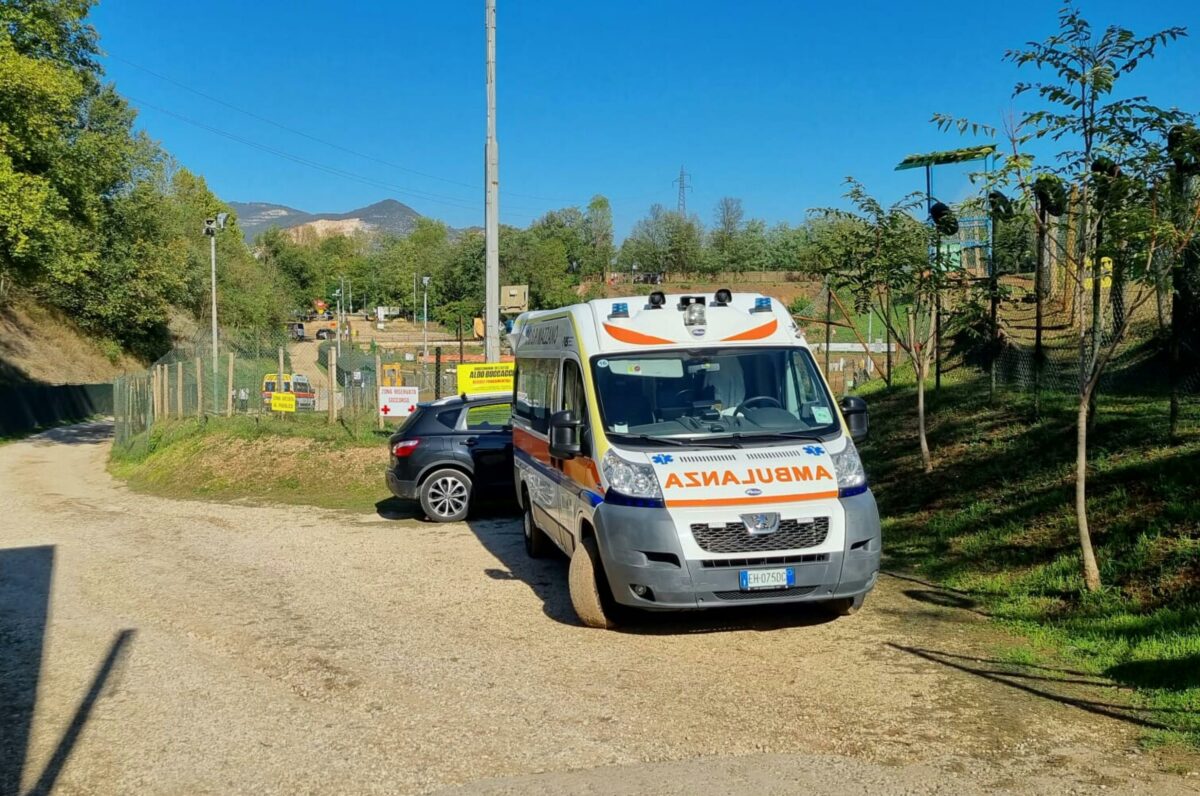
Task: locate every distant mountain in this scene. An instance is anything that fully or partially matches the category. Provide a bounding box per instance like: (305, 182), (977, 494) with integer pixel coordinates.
(229, 198), (423, 242)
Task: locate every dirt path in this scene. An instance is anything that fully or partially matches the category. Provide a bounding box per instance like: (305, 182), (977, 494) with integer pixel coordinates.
(0, 424), (1195, 795)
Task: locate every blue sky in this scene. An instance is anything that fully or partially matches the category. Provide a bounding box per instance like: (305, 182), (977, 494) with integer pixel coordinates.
(92, 0), (1200, 238)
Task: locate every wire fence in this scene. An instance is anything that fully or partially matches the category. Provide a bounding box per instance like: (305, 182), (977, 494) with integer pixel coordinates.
(113, 326), (472, 448)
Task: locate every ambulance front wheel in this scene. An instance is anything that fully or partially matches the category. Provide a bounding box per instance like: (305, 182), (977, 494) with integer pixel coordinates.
(825, 593), (866, 616)
(569, 536), (618, 629)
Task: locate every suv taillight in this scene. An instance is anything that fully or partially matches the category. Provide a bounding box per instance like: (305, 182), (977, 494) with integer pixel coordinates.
(392, 439), (420, 458)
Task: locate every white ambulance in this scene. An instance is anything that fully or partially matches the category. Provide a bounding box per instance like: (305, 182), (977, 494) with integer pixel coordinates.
(510, 290), (880, 628)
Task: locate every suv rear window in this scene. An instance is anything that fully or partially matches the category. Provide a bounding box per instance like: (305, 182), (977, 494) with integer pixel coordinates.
(466, 402), (510, 430)
(434, 408), (462, 430)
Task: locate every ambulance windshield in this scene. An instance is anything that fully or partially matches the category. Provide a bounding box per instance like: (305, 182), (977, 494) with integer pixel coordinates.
(591, 347), (840, 444)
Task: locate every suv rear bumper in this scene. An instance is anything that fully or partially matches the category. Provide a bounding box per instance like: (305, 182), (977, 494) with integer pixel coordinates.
(385, 470), (418, 500)
(593, 491), (881, 610)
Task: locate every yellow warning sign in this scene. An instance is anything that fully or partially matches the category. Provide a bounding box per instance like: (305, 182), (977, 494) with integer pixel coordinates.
(270, 392), (297, 413)
(457, 362), (515, 396)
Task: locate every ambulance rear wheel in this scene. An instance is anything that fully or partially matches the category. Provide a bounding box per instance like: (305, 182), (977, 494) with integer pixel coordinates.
(569, 536), (617, 629)
(523, 497), (552, 558)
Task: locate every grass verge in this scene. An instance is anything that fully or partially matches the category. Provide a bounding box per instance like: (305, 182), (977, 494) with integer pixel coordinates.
(109, 413), (393, 512)
(858, 372), (1200, 748)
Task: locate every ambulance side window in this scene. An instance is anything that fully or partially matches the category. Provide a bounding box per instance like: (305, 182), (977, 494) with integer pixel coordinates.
(515, 356), (557, 434)
(561, 359), (591, 457)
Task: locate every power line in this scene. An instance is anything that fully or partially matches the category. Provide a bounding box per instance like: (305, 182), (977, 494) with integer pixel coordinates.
(108, 54), (583, 206)
(126, 95), (486, 212)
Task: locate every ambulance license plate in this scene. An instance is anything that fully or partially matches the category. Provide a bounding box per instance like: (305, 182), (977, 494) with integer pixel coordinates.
(739, 568), (795, 591)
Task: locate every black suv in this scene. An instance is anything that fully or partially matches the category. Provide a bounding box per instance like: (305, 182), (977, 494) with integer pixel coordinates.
(385, 394), (514, 522)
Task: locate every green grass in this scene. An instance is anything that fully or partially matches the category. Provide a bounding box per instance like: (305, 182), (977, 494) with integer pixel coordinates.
(110, 413), (396, 512)
(858, 372), (1200, 747)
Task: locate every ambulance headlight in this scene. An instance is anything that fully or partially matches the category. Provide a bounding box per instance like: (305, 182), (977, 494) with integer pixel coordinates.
(831, 436), (867, 498)
(602, 449), (662, 499)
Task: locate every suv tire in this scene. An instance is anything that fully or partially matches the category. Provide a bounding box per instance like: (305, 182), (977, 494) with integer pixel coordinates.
(420, 469), (472, 522)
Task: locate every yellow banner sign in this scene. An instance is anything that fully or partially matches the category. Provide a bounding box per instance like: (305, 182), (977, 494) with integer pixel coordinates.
(457, 362), (515, 396)
(270, 392), (297, 413)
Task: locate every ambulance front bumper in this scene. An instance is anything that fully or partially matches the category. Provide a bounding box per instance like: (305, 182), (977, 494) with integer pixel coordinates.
(593, 491), (881, 610)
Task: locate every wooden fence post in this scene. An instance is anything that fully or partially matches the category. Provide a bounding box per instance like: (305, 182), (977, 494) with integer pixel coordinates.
(195, 357), (203, 418)
(176, 361), (183, 418)
(277, 347), (285, 418)
(375, 350), (383, 430)
(227, 352), (235, 417)
(328, 347), (338, 424)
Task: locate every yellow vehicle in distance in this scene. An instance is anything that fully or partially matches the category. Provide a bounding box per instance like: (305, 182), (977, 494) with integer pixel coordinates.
(380, 362), (405, 387)
(261, 373), (317, 411)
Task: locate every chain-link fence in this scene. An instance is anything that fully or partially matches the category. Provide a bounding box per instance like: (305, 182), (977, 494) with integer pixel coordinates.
(113, 326), (474, 448)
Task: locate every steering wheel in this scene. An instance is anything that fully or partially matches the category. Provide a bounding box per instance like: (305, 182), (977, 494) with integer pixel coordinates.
(734, 396), (782, 414)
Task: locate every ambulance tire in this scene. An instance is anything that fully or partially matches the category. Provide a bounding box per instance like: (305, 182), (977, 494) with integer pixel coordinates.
(569, 536), (618, 629)
(523, 498), (552, 558)
(825, 593), (866, 617)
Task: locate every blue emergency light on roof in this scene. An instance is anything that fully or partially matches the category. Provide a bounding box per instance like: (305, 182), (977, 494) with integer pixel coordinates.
(753, 297), (772, 312)
(609, 302), (629, 318)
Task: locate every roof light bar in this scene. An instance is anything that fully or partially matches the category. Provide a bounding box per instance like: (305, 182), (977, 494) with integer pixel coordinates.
(753, 297), (772, 312)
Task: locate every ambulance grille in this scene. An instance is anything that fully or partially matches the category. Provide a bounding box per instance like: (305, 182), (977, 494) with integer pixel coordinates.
(743, 448), (804, 460)
(700, 553), (829, 569)
(690, 517), (829, 554)
(676, 453), (737, 463)
(713, 586), (817, 601)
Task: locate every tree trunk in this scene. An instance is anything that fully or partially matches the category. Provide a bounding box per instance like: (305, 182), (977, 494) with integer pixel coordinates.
(1034, 207), (1046, 417)
(1075, 387), (1102, 592)
(916, 357), (932, 472)
(1087, 218), (1103, 436)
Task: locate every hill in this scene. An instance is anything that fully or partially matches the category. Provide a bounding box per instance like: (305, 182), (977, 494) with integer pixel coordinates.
(0, 302), (142, 387)
(230, 198), (422, 241)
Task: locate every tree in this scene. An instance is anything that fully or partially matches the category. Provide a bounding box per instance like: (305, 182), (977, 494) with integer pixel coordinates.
(583, 195), (614, 281)
(1003, 3), (1189, 591)
(816, 180), (932, 470)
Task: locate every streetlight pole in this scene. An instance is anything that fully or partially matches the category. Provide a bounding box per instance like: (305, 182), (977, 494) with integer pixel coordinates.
(484, 0), (500, 363)
(422, 276), (430, 362)
(336, 278), (343, 360)
(203, 213), (227, 415)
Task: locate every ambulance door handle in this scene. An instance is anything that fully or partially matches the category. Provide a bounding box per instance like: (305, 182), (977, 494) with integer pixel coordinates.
(463, 437), (479, 447)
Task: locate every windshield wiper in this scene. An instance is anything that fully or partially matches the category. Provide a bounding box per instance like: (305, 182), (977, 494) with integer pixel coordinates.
(610, 433), (739, 449)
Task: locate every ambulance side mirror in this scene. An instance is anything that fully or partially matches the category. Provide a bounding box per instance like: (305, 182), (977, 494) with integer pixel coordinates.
(840, 396), (869, 442)
(549, 410), (582, 460)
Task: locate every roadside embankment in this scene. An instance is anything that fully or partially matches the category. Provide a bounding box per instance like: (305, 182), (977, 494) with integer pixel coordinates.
(859, 374), (1200, 748)
(109, 415), (390, 512)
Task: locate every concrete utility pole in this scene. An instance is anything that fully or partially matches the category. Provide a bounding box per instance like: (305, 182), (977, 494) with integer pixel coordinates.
(484, 0), (501, 363)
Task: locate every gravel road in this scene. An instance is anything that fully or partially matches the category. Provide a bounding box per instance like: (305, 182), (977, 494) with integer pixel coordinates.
(0, 423), (1195, 795)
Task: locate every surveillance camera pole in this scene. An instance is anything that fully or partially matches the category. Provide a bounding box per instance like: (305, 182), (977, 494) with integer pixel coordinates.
(204, 215), (226, 416)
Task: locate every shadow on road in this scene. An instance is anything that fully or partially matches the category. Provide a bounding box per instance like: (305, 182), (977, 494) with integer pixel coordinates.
(465, 515), (838, 635)
(29, 421), (113, 448)
(887, 643), (1176, 731)
(0, 544), (134, 796)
